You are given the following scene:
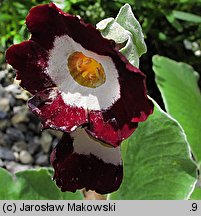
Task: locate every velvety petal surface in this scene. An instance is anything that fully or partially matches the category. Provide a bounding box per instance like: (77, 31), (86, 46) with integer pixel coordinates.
(6, 41), (55, 94)
(6, 3), (153, 147)
(87, 111), (138, 146)
(112, 62), (154, 123)
(28, 88), (88, 132)
(87, 66), (153, 146)
(50, 129), (123, 194)
(26, 2), (115, 54)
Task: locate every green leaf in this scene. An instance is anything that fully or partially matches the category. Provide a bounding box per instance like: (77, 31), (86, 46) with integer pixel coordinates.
(97, 18), (128, 44)
(115, 4), (147, 57)
(165, 13), (183, 32)
(0, 13), (12, 21)
(190, 188), (201, 200)
(0, 168), (19, 200)
(172, 10), (201, 23)
(13, 34), (23, 44)
(97, 4), (146, 68)
(0, 168), (83, 200)
(153, 55), (201, 163)
(109, 101), (196, 200)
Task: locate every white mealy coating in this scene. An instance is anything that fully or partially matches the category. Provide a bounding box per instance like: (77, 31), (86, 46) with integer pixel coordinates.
(47, 35), (120, 110)
(72, 128), (122, 166)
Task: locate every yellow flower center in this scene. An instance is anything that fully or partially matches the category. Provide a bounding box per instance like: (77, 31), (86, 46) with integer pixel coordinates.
(67, 52), (106, 88)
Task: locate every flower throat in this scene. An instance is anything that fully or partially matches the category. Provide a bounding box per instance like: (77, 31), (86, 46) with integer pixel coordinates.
(67, 52), (106, 88)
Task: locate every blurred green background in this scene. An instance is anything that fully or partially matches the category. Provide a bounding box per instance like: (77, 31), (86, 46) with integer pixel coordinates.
(0, 0), (201, 104)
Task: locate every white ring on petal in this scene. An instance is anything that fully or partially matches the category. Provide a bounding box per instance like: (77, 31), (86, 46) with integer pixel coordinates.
(72, 128), (122, 166)
(47, 35), (120, 110)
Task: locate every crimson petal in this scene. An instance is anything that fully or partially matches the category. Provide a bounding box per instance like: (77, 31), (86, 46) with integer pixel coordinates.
(6, 41), (55, 94)
(51, 130), (123, 194)
(26, 2), (114, 54)
(6, 3), (154, 147)
(28, 88), (88, 132)
(87, 67), (153, 146)
(87, 111), (138, 147)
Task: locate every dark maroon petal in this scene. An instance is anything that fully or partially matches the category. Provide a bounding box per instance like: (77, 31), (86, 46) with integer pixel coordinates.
(28, 88), (87, 132)
(6, 40), (55, 94)
(6, 3), (153, 146)
(87, 111), (138, 147)
(113, 56), (154, 123)
(100, 72), (153, 135)
(86, 68), (153, 147)
(86, 61), (153, 147)
(26, 3), (67, 50)
(26, 3), (116, 53)
(50, 133), (123, 194)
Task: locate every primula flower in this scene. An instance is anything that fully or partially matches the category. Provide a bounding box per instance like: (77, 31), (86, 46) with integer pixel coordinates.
(6, 3), (153, 147)
(51, 128), (123, 194)
(6, 3), (153, 193)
